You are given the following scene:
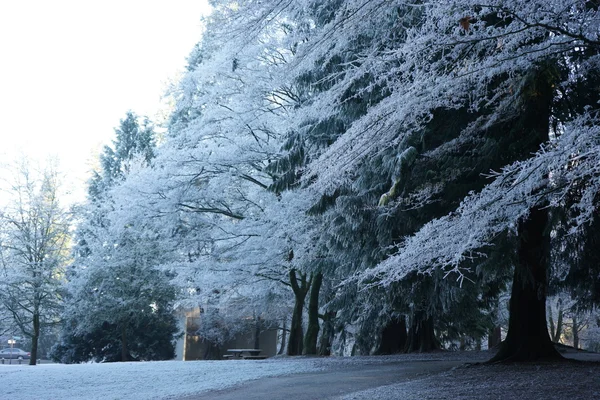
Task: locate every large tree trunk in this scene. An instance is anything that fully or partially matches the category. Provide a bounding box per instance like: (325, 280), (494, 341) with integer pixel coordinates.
(489, 207), (562, 362)
(29, 311), (40, 366)
(287, 269), (311, 356)
(488, 326), (502, 349)
(404, 312), (440, 353)
(572, 313), (580, 349)
(318, 310), (336, 356)
(376, 315), (407, 355)
(488, 63), (562, 362)
(303, 272), (322, 355)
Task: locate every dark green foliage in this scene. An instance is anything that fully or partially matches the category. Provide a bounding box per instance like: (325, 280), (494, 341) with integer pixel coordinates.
(51, 307), (180, 363)
(88, 111), (156, 200)
(53, 265), (180, 364)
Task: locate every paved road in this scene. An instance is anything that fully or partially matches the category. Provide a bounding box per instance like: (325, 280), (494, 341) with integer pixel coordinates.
(180, 359), (464, 400)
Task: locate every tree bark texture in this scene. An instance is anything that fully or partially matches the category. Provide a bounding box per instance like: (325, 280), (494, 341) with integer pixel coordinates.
(303, 272), (322, 355)
(318, 310), (336, 356)
(278, 319), (287, 355)
(488, 326), (502, 349)
(404, 312), (440, 353)
(489, 207), (562, 362)
(287, 269), (311, 356)
(29, 311), (40, 366)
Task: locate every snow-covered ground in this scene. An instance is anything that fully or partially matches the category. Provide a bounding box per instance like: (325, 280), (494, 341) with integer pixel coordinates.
(0, 359), (322, 400)
(0, 353), (480, 400)
(338, 361), (600, 400)
(2, 352), (599, 400)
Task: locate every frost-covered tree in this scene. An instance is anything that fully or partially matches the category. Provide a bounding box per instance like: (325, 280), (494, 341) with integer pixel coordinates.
(336, 0), (600, 362)
(55, 113), (180, 363)
(88, 111), (155, 199)
(59, 0), (600, 364)
(0, 161), (71, 365)
(106, 2), (313, 356)
(53, 209), (179, 363)
(224, 0), (600, 361)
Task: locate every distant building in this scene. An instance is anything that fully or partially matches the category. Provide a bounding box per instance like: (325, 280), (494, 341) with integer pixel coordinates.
(175, 307), (278, 360)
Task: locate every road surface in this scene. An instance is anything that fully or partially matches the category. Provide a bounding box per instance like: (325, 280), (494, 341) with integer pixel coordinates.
(179, 359), (464, 400)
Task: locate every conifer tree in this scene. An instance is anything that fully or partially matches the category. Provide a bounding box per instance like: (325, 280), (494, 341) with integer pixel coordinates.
(55, 113), (180, 362)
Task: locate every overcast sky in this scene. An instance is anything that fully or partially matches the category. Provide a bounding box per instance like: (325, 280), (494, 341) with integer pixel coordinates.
(0, 0), (210, 202)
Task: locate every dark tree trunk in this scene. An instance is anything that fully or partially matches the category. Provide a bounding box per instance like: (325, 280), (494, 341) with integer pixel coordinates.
(203, 341), (221, 360)
(318, 310), (336, 356)
(287, 269), (311, 356)
(278, 319), (287, 355)
(488, 63), (562, 363)
(376, 315), (407, 354)
(572, 314), (580, 349)
(489, 207), (562, 362)
(488, 326), (502, 349)
(121, 326), (129, 362)
(303, 272), (323, 355)
(554, 304), (564, 343)
(404, 312), (440, 353)
(548, 298), (564, 343)
(29, 311), (40, 366)
(548, 306), (556, 341)
(253, 316), (261, 349)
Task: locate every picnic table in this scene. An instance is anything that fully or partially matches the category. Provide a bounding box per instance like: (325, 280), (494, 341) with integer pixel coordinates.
(224, 349), (265, 359)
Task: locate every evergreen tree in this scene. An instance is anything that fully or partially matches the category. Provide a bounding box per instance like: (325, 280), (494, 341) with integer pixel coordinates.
(57, 0), (600, 364)
(252, 0), (600, 360)
(88, 111), (155, 200)
(55, 112), (181, 362)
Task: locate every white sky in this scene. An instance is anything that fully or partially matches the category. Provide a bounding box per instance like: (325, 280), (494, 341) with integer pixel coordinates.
(0, 0), (210, 202)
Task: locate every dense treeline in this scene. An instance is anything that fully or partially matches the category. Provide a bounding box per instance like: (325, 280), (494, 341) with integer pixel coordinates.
(3, 1), (600, 364)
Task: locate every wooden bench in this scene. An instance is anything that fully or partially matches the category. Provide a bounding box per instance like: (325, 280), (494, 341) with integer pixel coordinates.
(225, 348), (264, 359)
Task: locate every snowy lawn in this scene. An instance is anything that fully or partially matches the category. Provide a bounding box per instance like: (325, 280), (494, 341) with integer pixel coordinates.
(3, 352), (599, 400)
(0, 359), (322, 400)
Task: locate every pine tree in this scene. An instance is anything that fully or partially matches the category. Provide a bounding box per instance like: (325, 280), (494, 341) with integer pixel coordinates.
(88, 111), (155, 200)
(55, 113), (181, 362)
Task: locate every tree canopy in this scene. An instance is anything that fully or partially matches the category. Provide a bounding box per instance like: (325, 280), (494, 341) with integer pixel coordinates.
(23, 0), (600, 363)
